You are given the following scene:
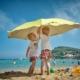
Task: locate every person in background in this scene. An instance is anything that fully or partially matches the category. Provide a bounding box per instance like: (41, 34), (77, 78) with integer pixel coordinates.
(78, 59), (80, 66)
(53, 59), (56, 67)
(13, 60), (16, 65)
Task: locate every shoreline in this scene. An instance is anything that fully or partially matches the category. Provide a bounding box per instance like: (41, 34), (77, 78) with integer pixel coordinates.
(0, 66), (79, 72)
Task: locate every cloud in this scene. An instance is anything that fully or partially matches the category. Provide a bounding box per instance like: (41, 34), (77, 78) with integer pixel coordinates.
(0, 10), (26, 30)
(0, 10), (16, 30)
(66, 2), (80, 17)
(54, 10), (73, 21)
(68, 29), (80, 37)
(54, 1), (80, 23)
(42, 0), (80, 23)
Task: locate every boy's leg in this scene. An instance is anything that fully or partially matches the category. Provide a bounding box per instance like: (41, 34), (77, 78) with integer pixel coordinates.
(41, 58), (45, 75)
(31, 60), (36, 73)
(28, 60), (36, 74)
(45, 60), (50, 75)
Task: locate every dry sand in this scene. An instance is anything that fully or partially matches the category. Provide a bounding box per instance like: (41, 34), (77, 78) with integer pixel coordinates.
(0, 67), (80, 80)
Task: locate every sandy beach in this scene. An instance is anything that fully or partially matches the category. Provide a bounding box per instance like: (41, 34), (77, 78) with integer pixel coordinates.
(0, 67), (80, 80)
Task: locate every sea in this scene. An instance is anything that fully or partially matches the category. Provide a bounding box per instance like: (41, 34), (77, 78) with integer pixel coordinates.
(0, 59), (78, 71)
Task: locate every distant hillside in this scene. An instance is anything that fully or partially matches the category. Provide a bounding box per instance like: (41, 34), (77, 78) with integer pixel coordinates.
(52, 46), (80, 59)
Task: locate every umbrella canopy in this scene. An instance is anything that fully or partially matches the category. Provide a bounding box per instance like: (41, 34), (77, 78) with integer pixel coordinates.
(8, 18), (80, 40)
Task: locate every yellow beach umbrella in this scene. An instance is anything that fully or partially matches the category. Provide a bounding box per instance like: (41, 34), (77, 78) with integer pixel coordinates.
(8, 18), (80, 40)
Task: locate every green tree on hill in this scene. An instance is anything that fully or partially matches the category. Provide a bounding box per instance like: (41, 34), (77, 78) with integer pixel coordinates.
(52, 46), (80, 59)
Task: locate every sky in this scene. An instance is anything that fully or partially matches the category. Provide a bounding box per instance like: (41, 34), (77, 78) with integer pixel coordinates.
(0, 0), (80, 59)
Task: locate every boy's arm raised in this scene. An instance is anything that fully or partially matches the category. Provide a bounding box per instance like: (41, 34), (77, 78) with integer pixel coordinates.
(37, 26), (41, 39)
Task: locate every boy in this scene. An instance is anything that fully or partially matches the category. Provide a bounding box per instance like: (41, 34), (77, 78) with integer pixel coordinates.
(26, 32), (39, 74)
(37, 26), (52, 75)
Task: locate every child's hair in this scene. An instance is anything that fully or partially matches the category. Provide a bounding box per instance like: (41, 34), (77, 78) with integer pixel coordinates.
(27, 33), (34, 39)
(42, 26), (50, 34)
